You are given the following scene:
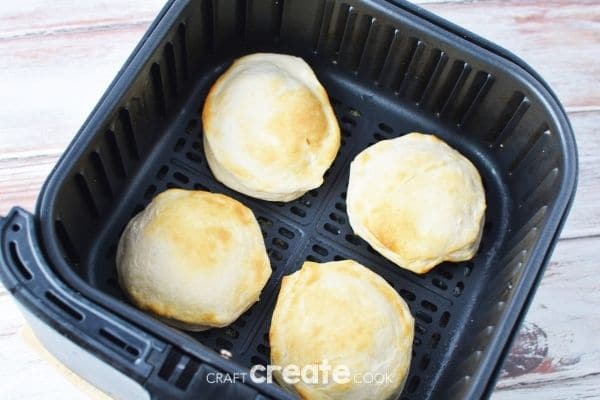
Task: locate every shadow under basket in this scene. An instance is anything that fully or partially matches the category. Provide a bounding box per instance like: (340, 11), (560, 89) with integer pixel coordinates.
(0, 0), (577, 399)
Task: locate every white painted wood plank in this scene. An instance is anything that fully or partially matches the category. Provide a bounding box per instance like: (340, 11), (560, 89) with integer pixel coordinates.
(559, 111), (600, 239)
(1, 110), (597, 237)
(0, 294), (105, 399)
(420, 0), (600, 110)
(494, 236), (600, 394)
(494, 373), (600, 400)
(0, 0), (163, 39)
(0, 25), (153, 155)
(0, 1), (598, 399)
(0, 0), (596, 157)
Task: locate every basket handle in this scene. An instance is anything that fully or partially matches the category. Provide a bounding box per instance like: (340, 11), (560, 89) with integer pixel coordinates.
(0, 208), (278, 400)
(0, 207), (157, 399)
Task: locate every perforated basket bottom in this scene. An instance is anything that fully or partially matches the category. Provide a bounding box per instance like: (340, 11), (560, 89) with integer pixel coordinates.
(87, 60), (506, 399)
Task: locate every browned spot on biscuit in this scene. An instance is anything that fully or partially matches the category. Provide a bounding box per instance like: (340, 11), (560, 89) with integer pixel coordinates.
(242, 85), (329, 169)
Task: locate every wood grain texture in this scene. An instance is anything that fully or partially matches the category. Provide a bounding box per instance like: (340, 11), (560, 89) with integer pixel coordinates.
(494, 237), (600, 397)
(423, 0), (600, 111)
(0, 24), (154, 155)
(0, 0), (599, 399)
(0, 0), (164, 39)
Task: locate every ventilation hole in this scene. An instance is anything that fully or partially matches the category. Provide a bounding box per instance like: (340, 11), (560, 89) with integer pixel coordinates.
(416, 311), (433, 324)
(143, 185), (157, 200)
(176, 359), (198, 390)
(156, 166), (169, 179)
(309, 189), (319, 197)
(257, 216), (273, 227)
(436, 268), (453, 280)
(104, 129), (127, 178)
(150, 63), (167, 116)
(268, 249), (283, 261)
(329, 213), (345, 224)
(312, 244), (329, 256)
(119, 109), (139, 159)
(421, 300), (438, 313)
(299, 198), (312, 208)
(373, 132), (387, 141)
(193, 183), (209, 191)
(216, 337), (233, 350)
(324, 223), (341, 235)
(173, 172), (189, 183)
(75, 173), (99, 217)
(225, 327), (239, 339)
(257, 344), (269, 356)
(272, 238), (288, 250)
(235, 0), (247, 38)
(174, 138), (185, 152)
(341, 116), (356, 127)
(291, 206), (306, 217)
(278, 227), (294, 239)
(99, 328), (139, 356)
(341, 191), (347, 200)
(464, 263), (473, 277)
(439, 311), (451, 328)
(453, 281), (464, 297)
(431, 333), (441, 349)
(345, 234), (361, 246)
(333, 255), (345, 261)
(186, 152), (202, 162)
(432, 278), (448, 290)
(419, 354), (430, 370)
(158, 349), (182, 380)
(192, 141), (202, 152)
(164, 42), (178, 96)
(55, 219), (80, 264)
(335, 202), (345, 211)
(378, 123), (393, 133)
(347, 107), (361, 118)
(90, 152), (113, 197)
(341, 129), (351, 137)
(8, 241), (32, 280)
(415, 323), (426, 335)
(399, 289), (416, 301)
(177, 23), (189, 81)
(45, 291), (83, 321)
(306, 255), (321, 262)
(185, 119), (197, 134)
(407, 376), (420, 393)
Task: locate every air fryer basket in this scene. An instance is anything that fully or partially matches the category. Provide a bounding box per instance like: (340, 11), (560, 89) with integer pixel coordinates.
(0, 0), (577, 399)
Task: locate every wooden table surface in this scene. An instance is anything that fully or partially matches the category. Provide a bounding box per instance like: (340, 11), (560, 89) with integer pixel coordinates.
(0, 1), (598, 399)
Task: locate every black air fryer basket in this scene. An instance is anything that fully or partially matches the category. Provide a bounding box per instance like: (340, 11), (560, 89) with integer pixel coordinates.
(0, 0), (577, 399)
